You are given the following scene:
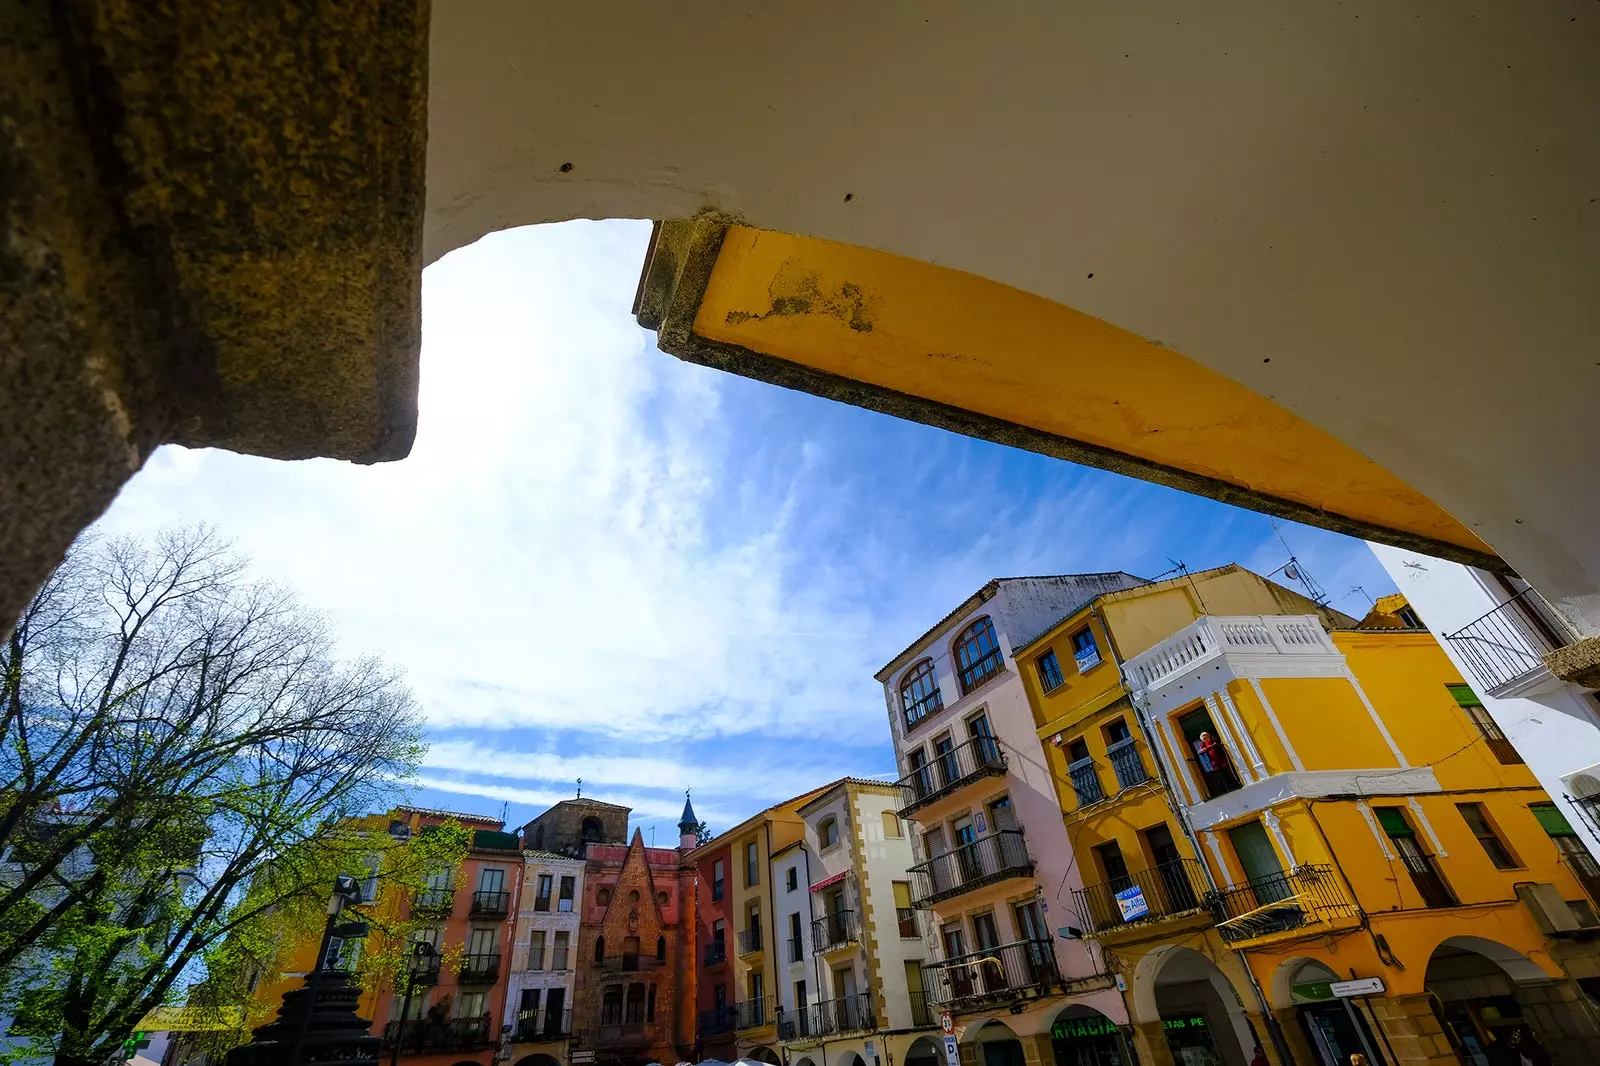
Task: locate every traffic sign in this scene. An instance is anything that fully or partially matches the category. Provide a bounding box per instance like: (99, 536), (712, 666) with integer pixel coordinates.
(940, 1011), (954, 1035)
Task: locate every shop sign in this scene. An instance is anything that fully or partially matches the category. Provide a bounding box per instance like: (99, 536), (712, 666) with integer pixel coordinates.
(1051, 1016), (1120, 1041)
(1114, 884), (1149, 921)
(1160, 1014), (1208, 1032)
(1330, 977), (1386, 998)
(1291, 981), (1334, 1004)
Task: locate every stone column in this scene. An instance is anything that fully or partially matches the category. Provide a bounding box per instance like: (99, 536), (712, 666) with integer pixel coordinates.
(1129, 1021), (1176, 1066)
(1271, 1009), (1317, 1066)
(1018, 1032), (1055, 1066)
(1510, 978), (1600, 1063)
(1364, 993), (1459, 1065)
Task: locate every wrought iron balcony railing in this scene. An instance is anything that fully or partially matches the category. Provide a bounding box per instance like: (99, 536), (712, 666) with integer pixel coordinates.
(787, 936), (804, 963)
(808, 993), (875, 1036)
(470, 889), (511, 918)
(515, 1008), (572, 1042)
(811, 909), (862, 953)
(896, 907), (920, 939)
(1106, 737), (1149, 791)
(922, 940), (1059, 1009)
(736, 996), (775, 1030)
(1072, 858), (1208, 933)
(412, 888), (454, 915)
(737, 926), (763, 956)
(1209, 865), (1357, 945)
(908, 829), (1033, 907)
(908, 989), (934, 1028)
(1067, 758), (1105, 807)
(896, 736), (1008, 816)
(458, 952), (501, 984)
(383, 1013), (495, 1052)
(703, 940), (727, 966)
(697, 1006), (737, 1036)
(1443, 587), (1577, 693)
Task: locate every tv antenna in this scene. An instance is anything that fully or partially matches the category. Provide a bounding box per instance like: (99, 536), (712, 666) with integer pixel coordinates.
(1264, 520), (1329, 606)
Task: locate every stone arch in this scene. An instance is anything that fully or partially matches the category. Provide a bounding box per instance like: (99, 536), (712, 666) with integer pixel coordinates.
(743, 1047), (780, 1065)
(955, 1016), (1007, 1043)
(582, 816), (604, 844)
(1266, 956), (1340, 1011)
(904, 1035), (942, 1065)
(1427, 935), (1556, 986)
(513, 1056), (561, 1066)
(1045, 1003), (1128, 1060)
(835, 1052), (866, 1066)
(792, 1058), (817, 1066)
(1132, 944), (1254, 1064)
(966, 1018), (1025, 1066)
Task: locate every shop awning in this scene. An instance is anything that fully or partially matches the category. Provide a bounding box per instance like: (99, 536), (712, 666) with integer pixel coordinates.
(810, 871), (847, 892)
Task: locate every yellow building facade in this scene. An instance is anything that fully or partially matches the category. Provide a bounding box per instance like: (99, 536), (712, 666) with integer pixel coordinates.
(1021, 568), (1600, 1066)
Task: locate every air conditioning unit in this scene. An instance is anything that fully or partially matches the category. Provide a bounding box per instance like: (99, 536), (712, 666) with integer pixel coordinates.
(1517, 882), (1582, 935)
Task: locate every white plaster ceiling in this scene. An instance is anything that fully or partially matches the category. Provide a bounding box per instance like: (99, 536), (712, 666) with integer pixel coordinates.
(426, 1), (1600, 625)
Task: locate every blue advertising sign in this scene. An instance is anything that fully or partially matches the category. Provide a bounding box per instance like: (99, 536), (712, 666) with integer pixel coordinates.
(1114, 884), (1149, 921)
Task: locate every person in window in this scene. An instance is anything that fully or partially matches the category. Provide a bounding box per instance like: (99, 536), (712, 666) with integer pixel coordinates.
(1194, 731), (1229, 773)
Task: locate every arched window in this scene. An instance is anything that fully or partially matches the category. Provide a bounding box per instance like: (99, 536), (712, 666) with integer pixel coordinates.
(628, 889), (640, 904)
(594, 935), (605, 963)
(899, 659), (943, 730)
(581, 817), (604, 844)
(953, 616), (1003, 694)
(656, 935), (666, 961)
(819, 817), (840, 849)
(597, 887), (611, 907)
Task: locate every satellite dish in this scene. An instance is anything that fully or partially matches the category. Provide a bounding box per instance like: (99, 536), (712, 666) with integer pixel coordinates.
(1284, 562), (1301, 581)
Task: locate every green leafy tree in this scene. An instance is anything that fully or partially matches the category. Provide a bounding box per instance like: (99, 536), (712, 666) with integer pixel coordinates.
(0, 528), (428, 1066)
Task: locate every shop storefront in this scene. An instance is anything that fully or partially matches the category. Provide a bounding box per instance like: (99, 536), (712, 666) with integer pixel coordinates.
(1289, 981), (1386, 1066)
(1048, 1009), (1130, 1066)
(1160, 1012), (1223, 1066)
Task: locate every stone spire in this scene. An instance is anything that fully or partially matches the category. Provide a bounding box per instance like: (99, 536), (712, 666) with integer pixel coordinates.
(678, 790), (699, 850)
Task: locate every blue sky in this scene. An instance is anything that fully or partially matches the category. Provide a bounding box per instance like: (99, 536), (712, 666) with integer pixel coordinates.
(94, 220), (1397, 843)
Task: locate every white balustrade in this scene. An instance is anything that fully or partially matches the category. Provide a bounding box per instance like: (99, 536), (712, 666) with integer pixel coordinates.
(1124, 615), (1336, 692)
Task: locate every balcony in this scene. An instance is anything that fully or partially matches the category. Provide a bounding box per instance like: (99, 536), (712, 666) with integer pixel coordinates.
(703, 940), (728, 967)
(737, 926), (764, 957)
(1067, 758), (1104, 807)
(532, 893), (552, 913)
(896, 907), (920, 939)
(897, 736), (1008, 817)
(1124, 615), (1337, 696)
(808, 993), (875, 1036)
(697, 1006), (737, 1036)
(598, 954), (662, 972)
(384, 1014), (495, 1053)
(908, 829), (1033, 908)
(786, 936), (804, 963)
(407, 955), (442, 987)
(471, 889), (511, 918)
(1210, 865), (1357, 945)
(1107, 737), (1149, 790)
(737, 996), (775, 1030)
(515, 1008), (572, 1042)
(589, 1022), (654, 1047)
(1444, 587), (1578, 696)
(412, 888), (454, 916)
(1072, 859), (1209, 933)
(458, 952), (502, 984)
(922, 940), (1059, 1010)
(811, 909), (862, 953)
(909, 989), (934, 1028)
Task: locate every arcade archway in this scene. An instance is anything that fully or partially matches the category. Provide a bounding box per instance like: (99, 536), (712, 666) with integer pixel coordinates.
(965, 1018), (1025, 1066)
(1047, 1003), (1130, 1066)
(1423, 936), (1591, 1063)
(1133, 945), (1254, 1066)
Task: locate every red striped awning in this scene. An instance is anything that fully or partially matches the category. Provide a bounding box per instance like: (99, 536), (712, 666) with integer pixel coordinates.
(809, 871), (847, 892)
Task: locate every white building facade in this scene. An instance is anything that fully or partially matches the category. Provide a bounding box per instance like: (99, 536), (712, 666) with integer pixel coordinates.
(505, 849), (586, 1059)
(1371, 543), (1600, 859)
(775, 779), (939, 1066)
(877, 575), (1145, 1066)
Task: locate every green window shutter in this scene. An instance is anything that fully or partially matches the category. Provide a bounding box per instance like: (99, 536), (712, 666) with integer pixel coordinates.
(1531, 804), (1576, 837)
(1375, 807), (1412, 836)
(1446, 683), (1482, 707)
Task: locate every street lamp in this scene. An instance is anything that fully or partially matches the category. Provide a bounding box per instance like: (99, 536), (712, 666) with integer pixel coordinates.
(287, 874), (368, 1062)
(391, 940), (438, 1066)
